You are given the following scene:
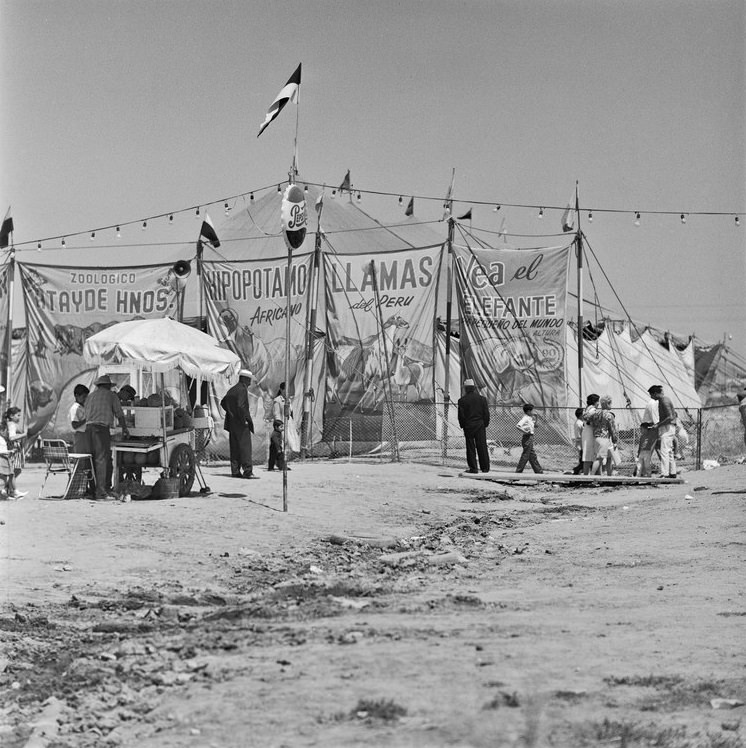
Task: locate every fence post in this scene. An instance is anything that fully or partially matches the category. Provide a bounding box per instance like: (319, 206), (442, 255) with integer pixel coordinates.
(696, 408), (702, 471)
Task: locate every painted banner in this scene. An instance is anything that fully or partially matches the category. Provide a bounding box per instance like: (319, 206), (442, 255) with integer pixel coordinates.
(324, 245), (443, 423)
(18, 262), (178, 437)
(201, 251), (323, 458)
(453, 243), (571, 408)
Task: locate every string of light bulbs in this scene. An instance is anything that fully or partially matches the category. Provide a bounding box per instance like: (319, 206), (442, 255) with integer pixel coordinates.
(8, 179), (745, 251)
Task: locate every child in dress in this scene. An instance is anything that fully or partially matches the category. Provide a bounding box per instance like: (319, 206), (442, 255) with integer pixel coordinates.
(0, 432), (13, 499)
(571, 407), (584, 474)
(3, 407), (27, 499)
(515, 403), (543, 474)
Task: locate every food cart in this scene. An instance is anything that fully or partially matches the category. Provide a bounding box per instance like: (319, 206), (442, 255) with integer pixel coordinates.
(83, 317), (241, 497)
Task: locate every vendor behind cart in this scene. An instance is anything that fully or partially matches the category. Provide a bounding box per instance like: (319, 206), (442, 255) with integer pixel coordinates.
(85, 374), (130, 500)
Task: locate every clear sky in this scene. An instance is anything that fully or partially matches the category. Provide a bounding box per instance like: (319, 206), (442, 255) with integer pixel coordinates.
(1, 0), (744, 359)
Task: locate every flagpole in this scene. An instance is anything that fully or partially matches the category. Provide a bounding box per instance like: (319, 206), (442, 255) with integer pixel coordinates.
(575, 181), (584, 407)
(300, 194), (323, 459)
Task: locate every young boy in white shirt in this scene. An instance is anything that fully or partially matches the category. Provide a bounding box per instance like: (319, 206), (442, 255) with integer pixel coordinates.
(515, 403), (543, 474)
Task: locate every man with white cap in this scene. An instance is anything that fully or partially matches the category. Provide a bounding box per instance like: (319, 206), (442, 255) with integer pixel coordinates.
(85, 374), (130, 499)
(457, 378), (490, 474)
(220, 369), (258, 479)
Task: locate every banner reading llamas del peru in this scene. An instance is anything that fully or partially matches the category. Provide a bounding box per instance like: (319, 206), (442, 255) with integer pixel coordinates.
(18, 262), (178, 437)
(453, 243), (571, 408)
(201, 252), (323, 456)
(324, 245), (443, 416)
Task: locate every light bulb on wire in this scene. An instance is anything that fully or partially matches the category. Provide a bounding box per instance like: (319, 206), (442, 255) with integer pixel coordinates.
(169, 214), (174, 224)
(588, 211), (593, 223)
(90, 232), (95, 241)
(37, 242), (41, 251)
(195, 207), (200, 218)
(736, 216), (741, 227)
(538, 207), (544, 219)
(493, 204), (501, 212)
(680, 214), (687, 224)
(116, 226), (121, 238)
(61, 238), (66, 247)
(634, 212), (641, 226)
(142, 221), (147, 231)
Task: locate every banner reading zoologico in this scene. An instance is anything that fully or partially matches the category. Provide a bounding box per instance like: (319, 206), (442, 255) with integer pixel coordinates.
(201, 252), (322, 456)
(18, 262), (179, 436)
(453, 243), (571, 408)
(324, 245), (443, 413)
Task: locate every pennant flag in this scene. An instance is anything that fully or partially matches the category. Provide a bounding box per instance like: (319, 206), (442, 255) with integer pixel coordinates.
(405, 197), (414, 216)
(257, 63), (302, 138)
(338, 170), (351, 193)
(442, 168), (456, 220)
(315, 189), (325, 217)
(457, 207), (472, 221)
(0, 206), (13, 249)
(199, 213), (221, 248)
(561, 202), (575, 232)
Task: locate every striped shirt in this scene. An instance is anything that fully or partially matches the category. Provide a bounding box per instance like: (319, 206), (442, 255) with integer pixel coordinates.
(85, 387), (124, 427)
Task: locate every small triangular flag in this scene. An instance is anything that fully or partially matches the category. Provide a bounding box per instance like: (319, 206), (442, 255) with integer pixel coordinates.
(339, 170), (351, 193)
(0, 206), (13, 249)
(405, 197), (414, 216)
(457, 207), (472, 221)
(199, 213), (221, 248)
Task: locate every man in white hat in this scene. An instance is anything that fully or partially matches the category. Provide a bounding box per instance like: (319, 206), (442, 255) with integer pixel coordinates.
(220, 369), (258, 479)
(85, 374), (130, 499)
(457, 379), (490, 474)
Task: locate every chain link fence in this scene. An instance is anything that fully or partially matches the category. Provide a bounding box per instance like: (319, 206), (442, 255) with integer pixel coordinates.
(302, 402), (745, 474)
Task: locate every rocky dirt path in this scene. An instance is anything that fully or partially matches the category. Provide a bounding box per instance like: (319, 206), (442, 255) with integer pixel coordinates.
(0, 461), (744, 747)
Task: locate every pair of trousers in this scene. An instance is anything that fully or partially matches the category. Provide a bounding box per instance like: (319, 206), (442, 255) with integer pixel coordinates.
(658, 424), (677, 476)
(227, 426), (253, 475)
(464, 426), (489, 472)
(268, 443), (285, 471)
(516, 433), (543, 473)
(86, 424), (112, 495)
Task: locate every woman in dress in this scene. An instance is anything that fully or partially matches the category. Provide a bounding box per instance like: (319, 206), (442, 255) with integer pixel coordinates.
(581, 393), (600, 475)
(590, 395), (618, 476)
(3, 407), (27, 498)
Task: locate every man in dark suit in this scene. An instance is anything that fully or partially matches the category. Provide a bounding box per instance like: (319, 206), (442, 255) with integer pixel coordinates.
(220, 369), (258, 479)
(457, 379), (490, 474)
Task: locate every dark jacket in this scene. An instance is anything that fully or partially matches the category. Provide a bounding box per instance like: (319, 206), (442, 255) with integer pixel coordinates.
(220, 382), (254, 434)
(458, 388), (490, 431)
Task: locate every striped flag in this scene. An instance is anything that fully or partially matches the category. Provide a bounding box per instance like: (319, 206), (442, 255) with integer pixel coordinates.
(199, 213), (221, 248)
(0, 206), (13, 249)
(257, 63), (301, 138)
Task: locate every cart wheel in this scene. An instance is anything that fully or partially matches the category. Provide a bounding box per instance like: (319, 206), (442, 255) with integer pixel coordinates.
(169, 444), (195, 497)
(119, 465), (143, 484)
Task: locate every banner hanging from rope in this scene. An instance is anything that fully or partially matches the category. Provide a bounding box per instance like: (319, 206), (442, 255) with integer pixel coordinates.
(453, 243), (572, 409)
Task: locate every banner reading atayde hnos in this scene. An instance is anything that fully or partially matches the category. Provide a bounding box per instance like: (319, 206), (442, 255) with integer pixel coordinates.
(18, 263), (178, 436)
(453, 243), (571, 408)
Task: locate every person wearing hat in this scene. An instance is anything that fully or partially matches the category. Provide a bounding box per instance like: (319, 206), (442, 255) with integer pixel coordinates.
(85, 374), (130, 500)
(220, 369), (258, 479)
(457, 378), (490, 474)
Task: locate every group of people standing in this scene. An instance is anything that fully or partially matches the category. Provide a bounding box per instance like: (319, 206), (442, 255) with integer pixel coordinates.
(458, 377), (682, 478)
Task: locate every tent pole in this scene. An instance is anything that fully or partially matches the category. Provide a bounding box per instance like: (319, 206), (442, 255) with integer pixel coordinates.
(575, 183), (584, 407)
(442, 217), (454, 462)
(4, 246), (14, 404)
(300, 202), (322, 459)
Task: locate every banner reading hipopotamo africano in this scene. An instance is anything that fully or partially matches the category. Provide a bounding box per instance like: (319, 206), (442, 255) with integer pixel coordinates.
(18, 262), (178, 436)
(201, 252), (323, 456)
(453, 243), (571, 408)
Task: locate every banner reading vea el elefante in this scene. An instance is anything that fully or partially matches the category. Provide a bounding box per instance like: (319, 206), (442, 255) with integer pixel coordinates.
(453, 243), (571, 408)
(324, 245), (443, 414)
(201, 252), (324, 456)
(18, 262), (178, 436)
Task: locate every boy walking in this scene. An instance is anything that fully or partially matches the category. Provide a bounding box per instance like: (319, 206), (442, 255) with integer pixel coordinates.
(515, 403), (543, 474)
(267, 420), (290, 471)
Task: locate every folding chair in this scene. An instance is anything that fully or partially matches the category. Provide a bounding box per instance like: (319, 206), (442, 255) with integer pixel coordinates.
(38, 439), (95, 499)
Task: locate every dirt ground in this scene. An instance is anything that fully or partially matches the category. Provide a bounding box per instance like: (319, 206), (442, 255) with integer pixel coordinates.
(0, 458), (745, 748)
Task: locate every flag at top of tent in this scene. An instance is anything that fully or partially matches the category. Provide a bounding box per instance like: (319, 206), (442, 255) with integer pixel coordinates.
(199, 213), (221, 248)
(257, 63), (301, 137)
(0, 206), (13, 249)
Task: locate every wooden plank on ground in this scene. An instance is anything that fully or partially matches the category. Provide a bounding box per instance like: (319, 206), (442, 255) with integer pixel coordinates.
(461, 471), (684, 485)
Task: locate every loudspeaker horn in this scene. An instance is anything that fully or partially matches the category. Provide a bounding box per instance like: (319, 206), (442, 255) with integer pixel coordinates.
(172, 259), (191, 288)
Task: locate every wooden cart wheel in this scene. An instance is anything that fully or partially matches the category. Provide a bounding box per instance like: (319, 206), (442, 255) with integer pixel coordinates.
(169, 443), (195, 497)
